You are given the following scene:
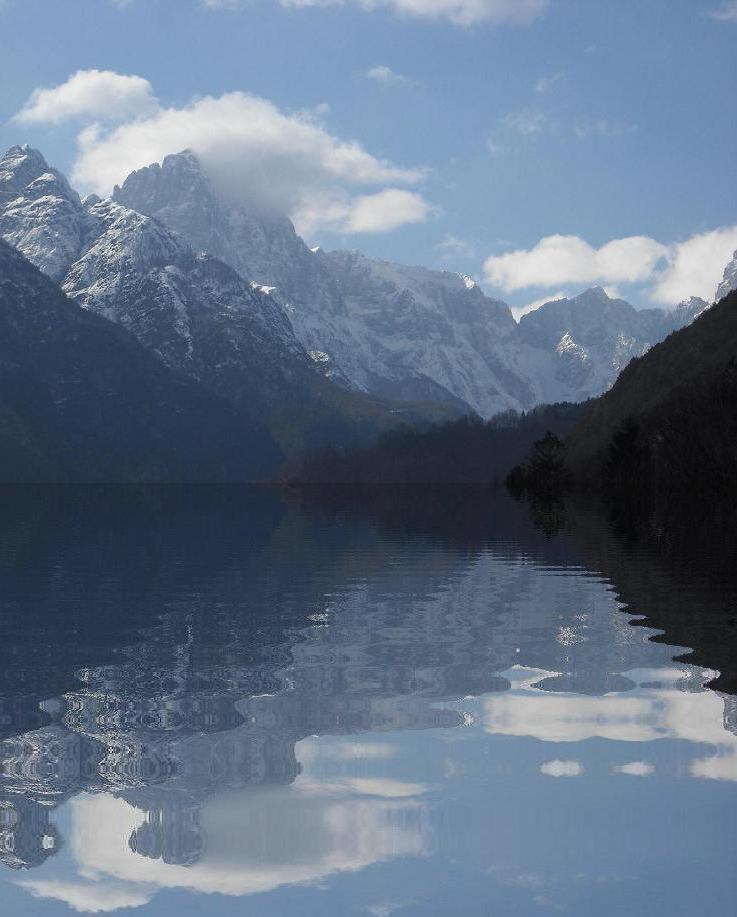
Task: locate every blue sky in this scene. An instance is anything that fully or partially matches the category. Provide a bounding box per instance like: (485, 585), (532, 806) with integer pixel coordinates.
(0, 0), (735, 310)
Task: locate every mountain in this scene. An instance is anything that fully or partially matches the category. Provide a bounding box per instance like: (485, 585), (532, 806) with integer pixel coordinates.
(310, 249), (537, 414)
(517, 287), (708, 402)
(0, 145), (93, 282)
(0, 146), (460, 459)
(112, 150), (705, 417)
(717, 249), (737, 300)
(0, 239), (282, 481)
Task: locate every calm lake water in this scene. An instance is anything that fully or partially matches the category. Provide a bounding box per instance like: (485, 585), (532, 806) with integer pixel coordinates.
(0, 486), (735, 916)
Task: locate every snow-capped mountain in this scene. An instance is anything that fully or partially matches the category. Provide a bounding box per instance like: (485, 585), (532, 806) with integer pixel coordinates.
(62, 197), (307, 407)
(0, 146), (310, 423)
(717, 249), (737, 301)
(311, 248), (536, 414)
(0, 145), (462, 457)
(517, 287), (709, 402)
(115, 151), (535, 415)
(110, 149), (712, 417)
(0, 145), (93, 282)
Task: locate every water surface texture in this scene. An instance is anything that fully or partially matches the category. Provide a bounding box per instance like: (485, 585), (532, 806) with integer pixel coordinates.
(0, 487), (735, 916)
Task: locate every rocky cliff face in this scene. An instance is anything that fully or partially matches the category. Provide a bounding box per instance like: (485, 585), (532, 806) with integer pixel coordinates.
(1, 145), (719, 429)
(111, 149), (709, 417)
(0, 146), (463, 458)
(517, 287), (709, 403)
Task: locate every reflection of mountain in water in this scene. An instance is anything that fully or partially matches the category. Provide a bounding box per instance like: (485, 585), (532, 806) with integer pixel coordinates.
(0, 485), (735, 889)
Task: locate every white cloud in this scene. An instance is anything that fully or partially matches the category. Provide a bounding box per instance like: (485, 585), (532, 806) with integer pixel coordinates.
(540, 759), (583, 777)
(484, 234), (668, 293)
(364, 65), (412, 86)
(14, 70), (158, 125)
(20, 73), (432, 236)
(611, 761), (655, 777)
(277, 0), (550, 27)
(484, 228), (737, 304)
(710, 2), (737, 21)
(650, 226), (737, 304)
(338, 188), (434, 233)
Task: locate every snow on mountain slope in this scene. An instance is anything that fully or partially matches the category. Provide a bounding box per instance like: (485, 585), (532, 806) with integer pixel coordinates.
(0, 146), (323, 427)
(110, 150), (712, 418)
(517, 287), (703, 403)
(113, 151), (535, 415)
(717, 250), (737, 301)
(62, 198), (307, 403)
(0, 145), (94, 281)
(313, 248), (539, 415)
(1, 145), (718, 424)
(0, 146), (465, 457)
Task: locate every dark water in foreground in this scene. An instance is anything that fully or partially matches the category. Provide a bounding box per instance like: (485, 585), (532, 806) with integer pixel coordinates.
(0, 486), (735, 916)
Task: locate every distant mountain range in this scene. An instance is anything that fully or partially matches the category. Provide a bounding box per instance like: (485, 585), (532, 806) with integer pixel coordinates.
(0, 143), (734, 480)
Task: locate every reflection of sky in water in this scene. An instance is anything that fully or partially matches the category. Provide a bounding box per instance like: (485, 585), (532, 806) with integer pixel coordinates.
(0, 494), (735, 915)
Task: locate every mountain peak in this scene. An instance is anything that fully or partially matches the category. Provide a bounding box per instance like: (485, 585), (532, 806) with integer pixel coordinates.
(114, 149), (212, 203)
(0, 144), (53, 195)
(580, 285), (611, 301)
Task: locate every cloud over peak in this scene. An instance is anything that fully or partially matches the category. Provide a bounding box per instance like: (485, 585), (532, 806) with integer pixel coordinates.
(483, 227), (737, 305)
(16, 71), (432, 237)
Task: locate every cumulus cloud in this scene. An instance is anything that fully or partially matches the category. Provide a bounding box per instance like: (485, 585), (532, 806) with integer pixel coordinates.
(649, 226), (737, 304)
(21, 72), (432, 236)
(484, 234), (668, 292)
(540, 759), (583, 777)
(277, 0), (550, 27)
(364, 65), (413, 86)
(14, 70), (158, 125)
(341, 188), (434, 233)
(484, 227), (737, 304)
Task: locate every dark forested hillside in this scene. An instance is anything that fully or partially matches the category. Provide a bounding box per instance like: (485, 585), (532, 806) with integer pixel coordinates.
(290, 402), (587, 484)
(511, 291), (737, 519)
(0, 240), (282, 482)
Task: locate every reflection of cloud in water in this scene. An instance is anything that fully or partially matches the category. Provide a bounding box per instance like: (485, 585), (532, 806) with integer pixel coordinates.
(480, 666), (737, 779)
(20, 774), (429, 911)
